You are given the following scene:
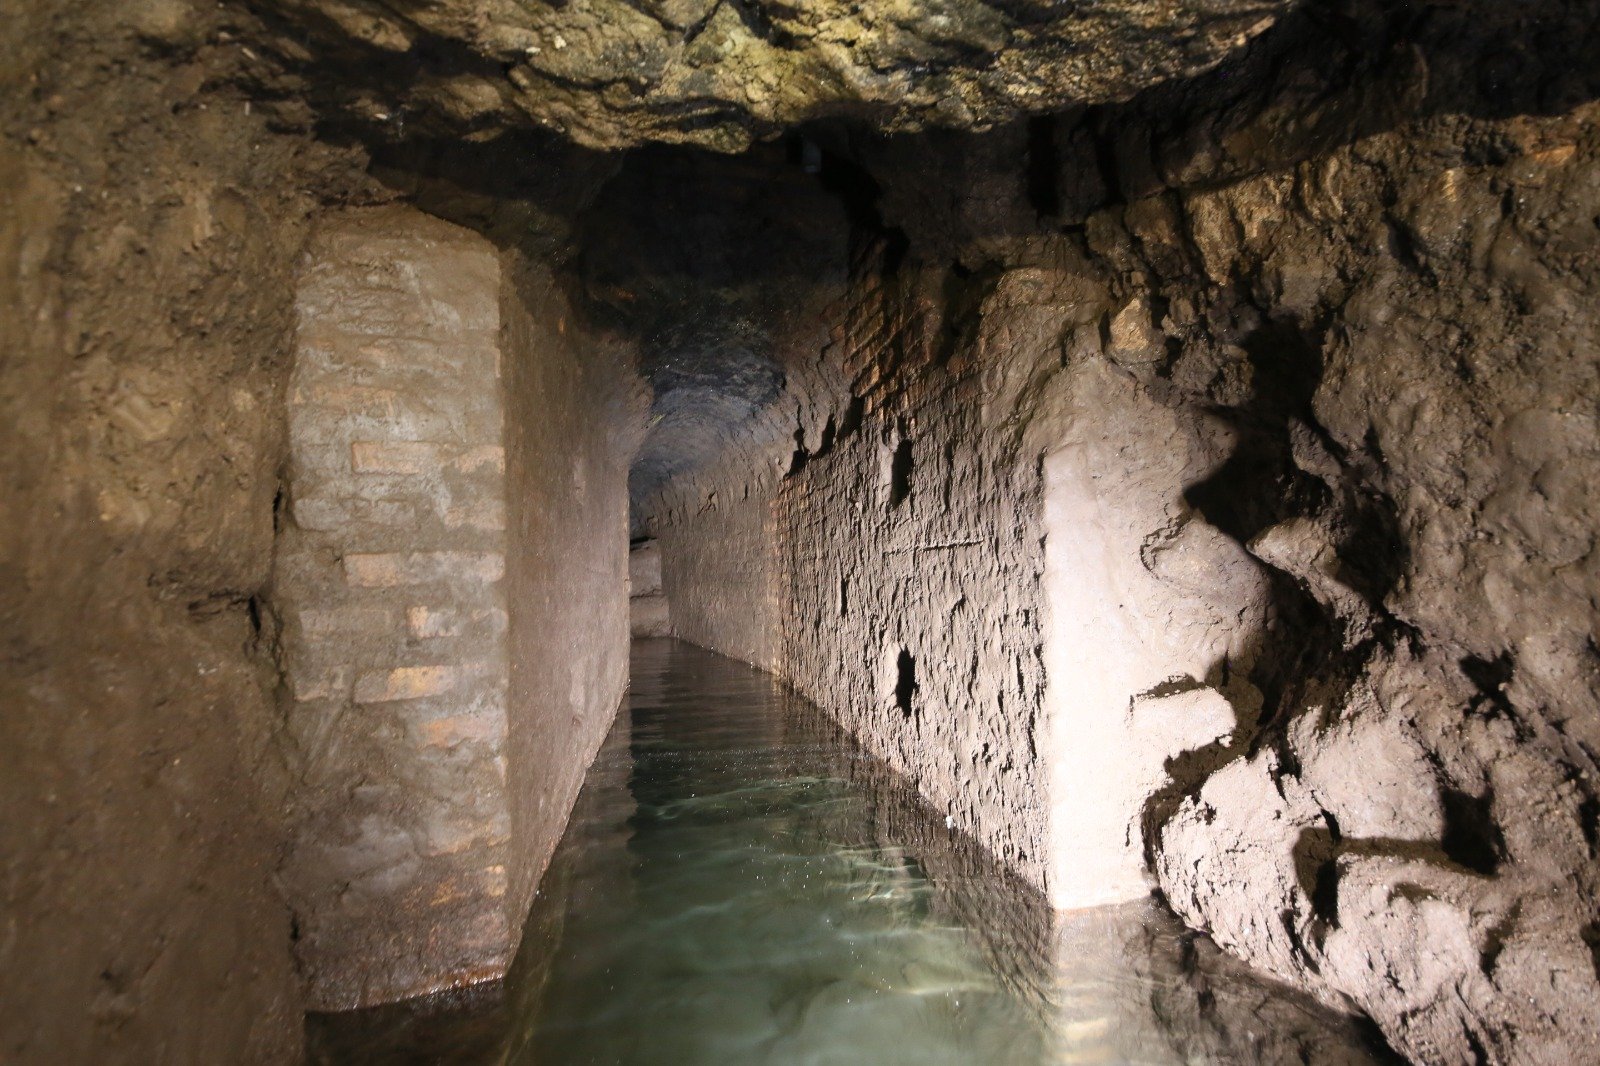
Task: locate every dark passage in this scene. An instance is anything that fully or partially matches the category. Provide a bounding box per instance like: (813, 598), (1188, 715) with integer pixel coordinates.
(310, 642), (1389, 1065)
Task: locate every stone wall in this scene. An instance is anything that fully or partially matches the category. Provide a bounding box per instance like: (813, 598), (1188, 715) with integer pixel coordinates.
(659, 241), (1057, 891)
(650, 2), (1600, 1059)
(500, 257), (645, 934)
(628, 540), (672, 638)
(657, 495), (779, 670)
(275, 213), (645, 1010)
(276, 206), (516, 1009)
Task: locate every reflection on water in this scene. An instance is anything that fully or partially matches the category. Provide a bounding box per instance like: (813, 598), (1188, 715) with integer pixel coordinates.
(309, 640), (1392, 1065)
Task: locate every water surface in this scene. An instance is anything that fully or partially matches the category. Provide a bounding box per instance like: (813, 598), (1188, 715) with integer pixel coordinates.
(310, 639), (1390, 1065)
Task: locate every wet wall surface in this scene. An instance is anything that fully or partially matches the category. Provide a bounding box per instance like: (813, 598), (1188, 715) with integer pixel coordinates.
(309, 640), (1393, 1065)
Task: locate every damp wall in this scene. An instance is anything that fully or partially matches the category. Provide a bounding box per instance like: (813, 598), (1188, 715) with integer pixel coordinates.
(274, 207), (646, 1009)
(650, 9), (1600, 1056)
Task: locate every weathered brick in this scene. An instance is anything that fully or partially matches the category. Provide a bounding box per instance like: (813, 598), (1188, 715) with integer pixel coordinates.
(297, 606), (393, 636)
(416, 712), (504, 749)
(289, 381), (403, 415)
(294, 497), (416, 532)
(406, 607), (508, 638)
(290, 663), (352, 702)
(353, 665), (461, 704)
(442, 499), (506, 531)
(344, 551), (504, 588)
(406, 606), (463, 639)
(451, 445), (505, 474)
(290, 392), (457, 442)
(351, 440), (440, 475)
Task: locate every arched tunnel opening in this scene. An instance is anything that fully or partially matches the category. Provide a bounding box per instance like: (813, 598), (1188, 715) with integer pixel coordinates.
(5, 1), (1600, 1063)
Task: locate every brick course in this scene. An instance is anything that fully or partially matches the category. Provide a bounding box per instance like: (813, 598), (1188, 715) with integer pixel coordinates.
(275, 207), (516, 1010)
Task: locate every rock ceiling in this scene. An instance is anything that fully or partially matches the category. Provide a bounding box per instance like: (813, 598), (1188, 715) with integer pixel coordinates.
(252, 0), (1291, 150)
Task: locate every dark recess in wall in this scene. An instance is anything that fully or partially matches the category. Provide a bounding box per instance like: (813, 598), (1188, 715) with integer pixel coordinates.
(1439, 786), (1507, 876)
(889, 438), (914, 510)
(1025, 115), (1062, 217)
(895, 648), (918, 719)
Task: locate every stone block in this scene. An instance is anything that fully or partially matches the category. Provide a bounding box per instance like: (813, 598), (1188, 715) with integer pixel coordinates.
(351, 440), (440, 475)
(415, 712), (505, 749)
(442, 500), (506, 531)
(294, 496), (416, 532)
(344, 551), (504, 588)
(289, 381), (403, 416)
(297, 606), (393, 637)
(290, 663), (353, 702)
(407, 606), (464, 639)
(353, 665), (461, 704)
(451, 445), (505, 474)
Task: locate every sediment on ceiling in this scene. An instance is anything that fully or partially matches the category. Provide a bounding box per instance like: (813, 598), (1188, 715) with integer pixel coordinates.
(239, 0), (1292, 151)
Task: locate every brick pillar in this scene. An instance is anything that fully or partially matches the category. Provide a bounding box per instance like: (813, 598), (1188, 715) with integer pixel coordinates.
(276, 206), (514, 1009)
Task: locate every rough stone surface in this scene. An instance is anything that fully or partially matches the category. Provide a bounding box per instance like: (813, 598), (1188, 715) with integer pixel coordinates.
(499, 254), (646, 944)
(575, 145), (850, 530)
(243, 0), (1289, 151)
(629, 540), (673, 638)
(7, 0), (1600, 1061)
(649, 2), (1600, 1060)
(1041, 359), (1273, 907)
(0, 3), (372, 1060)
(276, 206), (517, 1010)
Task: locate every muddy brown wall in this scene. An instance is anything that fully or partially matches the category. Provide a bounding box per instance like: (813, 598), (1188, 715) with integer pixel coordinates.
(650, 4), (1600, 1061)
(0, 3), (367, 1061)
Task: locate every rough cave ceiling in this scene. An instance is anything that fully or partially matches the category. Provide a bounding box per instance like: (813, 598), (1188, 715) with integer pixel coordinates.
(576, 146), (850, 529)
(249, 0), (1292, 151)
(242, 0), (1293, 531)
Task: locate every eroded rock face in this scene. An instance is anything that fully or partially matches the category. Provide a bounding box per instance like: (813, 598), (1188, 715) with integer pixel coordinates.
(0, 3), (375, 1059)
(246, 0), (1289, 150)
(643, 2), (1600, 1062)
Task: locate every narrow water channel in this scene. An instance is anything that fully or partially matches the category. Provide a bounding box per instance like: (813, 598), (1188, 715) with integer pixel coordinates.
(310, 640), (1392, 1065)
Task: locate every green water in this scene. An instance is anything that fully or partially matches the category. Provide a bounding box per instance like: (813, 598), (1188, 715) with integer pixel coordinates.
(309, 640), (1390, 1065)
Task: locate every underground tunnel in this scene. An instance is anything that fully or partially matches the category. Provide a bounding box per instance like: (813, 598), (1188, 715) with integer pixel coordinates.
(3, 0), (1599, 1063)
